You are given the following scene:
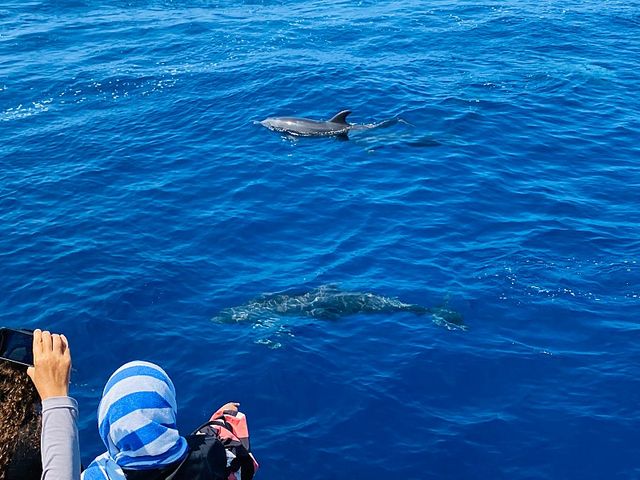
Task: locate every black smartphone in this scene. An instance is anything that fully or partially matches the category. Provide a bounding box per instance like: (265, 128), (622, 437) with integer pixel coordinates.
(0, 328), (34, 367)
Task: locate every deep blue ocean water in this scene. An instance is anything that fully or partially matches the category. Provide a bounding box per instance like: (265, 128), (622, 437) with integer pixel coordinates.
(2, 0), (640, 478)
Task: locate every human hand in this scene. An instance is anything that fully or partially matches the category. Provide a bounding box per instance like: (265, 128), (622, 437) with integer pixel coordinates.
(26, 329), (72, 400)
(210, 401), (240, 421)
(220, 402), (240, 413)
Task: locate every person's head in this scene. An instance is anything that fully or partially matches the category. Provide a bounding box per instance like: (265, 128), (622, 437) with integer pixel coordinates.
(0, 361), (41, 480)
(97, 361), (187, 470)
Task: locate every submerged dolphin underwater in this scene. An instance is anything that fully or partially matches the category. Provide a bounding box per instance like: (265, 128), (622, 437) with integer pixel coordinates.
(258, 110), (395, 138)
(212, 285), (465, 329)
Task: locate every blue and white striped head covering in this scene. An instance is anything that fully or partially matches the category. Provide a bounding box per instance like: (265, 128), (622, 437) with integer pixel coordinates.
(81, 361), (188, 480)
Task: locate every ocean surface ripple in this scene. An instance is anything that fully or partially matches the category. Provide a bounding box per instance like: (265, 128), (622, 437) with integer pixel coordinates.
(1, 1), (639, 478)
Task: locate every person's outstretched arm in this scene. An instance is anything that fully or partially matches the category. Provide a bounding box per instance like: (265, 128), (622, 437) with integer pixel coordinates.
(27, 329), (81, 480)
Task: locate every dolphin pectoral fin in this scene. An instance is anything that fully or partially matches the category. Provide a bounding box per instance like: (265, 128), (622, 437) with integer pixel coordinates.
(328, 110), (352, 124)
(336, 132), (350, 141)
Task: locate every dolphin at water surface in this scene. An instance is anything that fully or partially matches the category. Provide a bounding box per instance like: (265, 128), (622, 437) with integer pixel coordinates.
(259, 110), (394, 138)
(259, 110), (353, 137)
(212, 285), (465, 329)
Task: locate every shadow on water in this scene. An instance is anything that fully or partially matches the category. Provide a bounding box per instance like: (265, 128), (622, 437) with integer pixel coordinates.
(349, 117), (444, 152)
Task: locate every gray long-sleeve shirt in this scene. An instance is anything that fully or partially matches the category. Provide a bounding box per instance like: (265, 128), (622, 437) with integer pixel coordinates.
(41, 396), (81, 480)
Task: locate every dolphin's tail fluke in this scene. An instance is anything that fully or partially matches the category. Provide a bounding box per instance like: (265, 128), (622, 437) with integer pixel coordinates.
(428, 306), (466, 329)
(400, 303), (465, 329)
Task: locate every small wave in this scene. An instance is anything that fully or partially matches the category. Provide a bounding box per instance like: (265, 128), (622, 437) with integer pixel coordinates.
(1, 99), (53, 122)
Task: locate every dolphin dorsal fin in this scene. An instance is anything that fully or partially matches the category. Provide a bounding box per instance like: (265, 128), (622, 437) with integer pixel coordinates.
(328, 110), (351, 124)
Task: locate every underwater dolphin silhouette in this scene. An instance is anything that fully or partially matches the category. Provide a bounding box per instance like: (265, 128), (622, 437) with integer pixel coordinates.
(212, 285), (465, 328)
(259, 110), (354, 137)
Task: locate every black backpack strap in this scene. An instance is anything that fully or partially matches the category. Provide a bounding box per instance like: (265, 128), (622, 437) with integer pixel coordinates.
(122, 453), (189, 480)
(191, 418), (233, 435)
(164, 452), (191, 480)
(182, 434), (228, 480)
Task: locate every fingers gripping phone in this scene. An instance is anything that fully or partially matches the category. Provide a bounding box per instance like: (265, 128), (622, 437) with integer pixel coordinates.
(0, 328), (34, 367)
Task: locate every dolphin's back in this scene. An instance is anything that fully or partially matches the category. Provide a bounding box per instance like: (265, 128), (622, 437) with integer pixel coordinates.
(260, 110), (352, 136)
(213, 286), (443, 322)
